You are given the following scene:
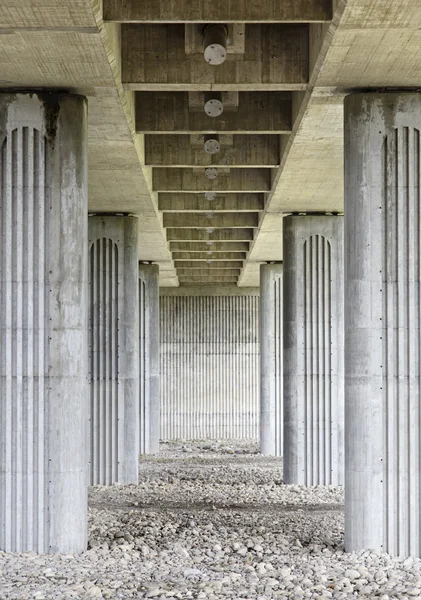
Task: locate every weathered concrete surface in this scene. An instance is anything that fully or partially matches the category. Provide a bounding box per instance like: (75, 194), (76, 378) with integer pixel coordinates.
(0, 93), (89, 554)
(259, 263), (283, 457)
(344, 92), (421, 557)
(89, 216), (139, 485)
(139, 264), (160, 455)
(283, 215), (344, 486)
(160, 293), (260, 439)
(240, 0), (421, 285)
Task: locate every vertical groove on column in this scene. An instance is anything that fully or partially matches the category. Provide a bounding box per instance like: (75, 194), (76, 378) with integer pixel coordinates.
(303, 236), (332, 485)
(382, 127), (421, 556)
(0, 128), (49, 552)
(139, 278), (147, 453)
(274, 275), (283, 456)
(160, 295), (259, 439)
(89, 239), (119, 485)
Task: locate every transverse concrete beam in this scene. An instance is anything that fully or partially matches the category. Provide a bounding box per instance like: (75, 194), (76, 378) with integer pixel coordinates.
(104, 0), (331, 22)
(163, 213), (258, 228)
(173, 252), (246, 260)
(153, 169), (271, 192)
(177, 269), (241, 277)
(158, 193), (264, 211)
(135, 92), (292, 133)
(174, 261), (244, 269)
(178, 276), (239, 283)
(145, 135), (280, 167)
(169, 242), (249, 252)
(122, 25), (308, 90)
(166, 228), (254, 241)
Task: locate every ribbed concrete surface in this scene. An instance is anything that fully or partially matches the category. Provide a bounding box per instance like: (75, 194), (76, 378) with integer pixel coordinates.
(89, 216), (139, 486)
(284, 215), (344, 487)
(259, 263), (283, 456)
(345, 93), (421, 556)
(160, 295), (259, 440)
(0, 94), (88, 554)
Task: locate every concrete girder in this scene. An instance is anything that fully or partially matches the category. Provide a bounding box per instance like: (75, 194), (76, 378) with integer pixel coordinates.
(163, 213), (258, 228)
(145, 135), (281, 168)
(169, 242), (250, 252)
(122, 24), (308, 90)
(166, 228), (254, 241)
(174, 261), (244, 269)
(178, 276), (239, 283)
(173, 252), (246, 260)
(135, 92), (292, 133)
(177, 269), (241, 277)
(153, 168), (271, 192)
(158, 193), (264, 212)
(103, 0), (331, 23)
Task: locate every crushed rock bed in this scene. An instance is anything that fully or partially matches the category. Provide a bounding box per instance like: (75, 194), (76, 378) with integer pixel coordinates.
(1, 440), (420, 599)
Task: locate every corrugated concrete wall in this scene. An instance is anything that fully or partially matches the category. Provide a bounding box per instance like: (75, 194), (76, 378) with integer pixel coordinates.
(160, 293), (260, 439)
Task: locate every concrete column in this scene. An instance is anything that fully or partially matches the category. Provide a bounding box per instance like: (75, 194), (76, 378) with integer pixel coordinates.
(283, 215), (344, 486)
(345, 93), (421, 556)
(0, 93), (88, 554)
(259, 263), (283, 456)
(89, 216), (139, 485)
(139, 264), (160, 454)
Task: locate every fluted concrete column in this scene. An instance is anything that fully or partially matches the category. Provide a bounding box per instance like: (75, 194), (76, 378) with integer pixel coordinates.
(139, 264), (160, 454)
(89, 216), (139, 485)
(283, 215), (344, 486)
(345, 93), (421, 557)
(0, 94), (88, 554)
(259, 263), (283, 456)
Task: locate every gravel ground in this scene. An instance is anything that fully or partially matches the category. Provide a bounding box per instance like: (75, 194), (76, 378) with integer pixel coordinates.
(1, 440), (421, 599)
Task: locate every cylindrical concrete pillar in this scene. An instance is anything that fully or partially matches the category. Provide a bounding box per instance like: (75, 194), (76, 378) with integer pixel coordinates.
(345, 93), (421, 557)
(89, 216), (139, 485)
(259, 263), (283, 456)
(283, 215), (344, 486)
(0, 93), (88, 554)
(139, 264), (160, 454)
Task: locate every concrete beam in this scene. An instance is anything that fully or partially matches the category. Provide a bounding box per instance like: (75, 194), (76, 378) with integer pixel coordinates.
(145, 135), (280, 167)
(173, 252), (246, 260)
(158, 193), (264, 212)
(135, 92), (292, 133)
(122, 25), (308, 90)
(178, 278), (238, 285)
(153, 169), (270, 192)
(169, 242), (249, 252)
(178, 275), (238, 284)
(104, 0), (331, 22)
(174, 261), (244, 269)
(163, 213), (258, 228)
(166, 228), (254, 241)
(177, 269), (241, 277)
(161, 286), (259, 296)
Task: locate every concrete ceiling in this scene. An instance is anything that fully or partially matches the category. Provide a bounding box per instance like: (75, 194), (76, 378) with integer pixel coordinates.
(1, 0), (420, 286)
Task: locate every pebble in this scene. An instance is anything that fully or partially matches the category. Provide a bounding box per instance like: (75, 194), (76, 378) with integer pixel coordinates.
(0, 441), (420, 600)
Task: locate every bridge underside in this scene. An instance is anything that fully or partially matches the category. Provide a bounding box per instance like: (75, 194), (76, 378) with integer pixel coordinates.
(1, 0), (421, 562)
